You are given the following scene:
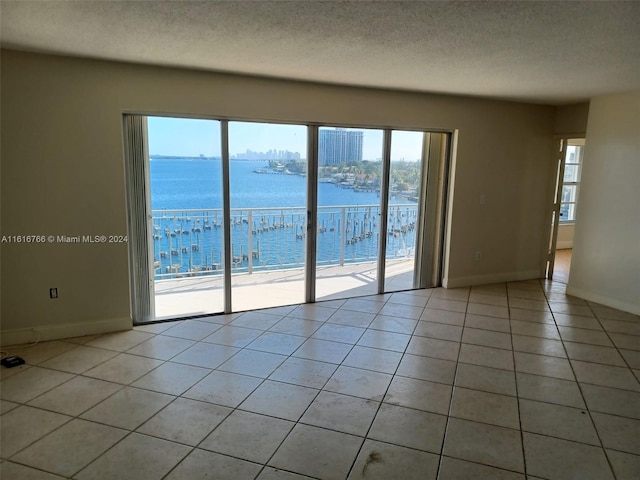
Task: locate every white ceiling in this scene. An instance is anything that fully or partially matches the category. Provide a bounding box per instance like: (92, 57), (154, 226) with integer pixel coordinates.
(2, 0), (639, 105)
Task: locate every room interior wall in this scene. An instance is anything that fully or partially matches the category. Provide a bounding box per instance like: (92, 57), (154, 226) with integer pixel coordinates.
(568, 91), (640, 315)
(1, 49), (556, 344)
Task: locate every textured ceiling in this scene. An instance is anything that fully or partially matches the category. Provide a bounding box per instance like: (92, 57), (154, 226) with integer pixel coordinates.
(1, 0), (639, 105)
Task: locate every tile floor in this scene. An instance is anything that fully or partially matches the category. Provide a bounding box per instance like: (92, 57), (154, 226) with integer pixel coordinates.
(1, 279), (639, 479)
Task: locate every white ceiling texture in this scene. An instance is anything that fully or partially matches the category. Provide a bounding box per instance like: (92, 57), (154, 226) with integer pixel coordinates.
(1, 0), (639, 105)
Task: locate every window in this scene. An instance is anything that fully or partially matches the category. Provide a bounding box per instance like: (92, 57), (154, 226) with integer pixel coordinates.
(559, 139), (584, 223)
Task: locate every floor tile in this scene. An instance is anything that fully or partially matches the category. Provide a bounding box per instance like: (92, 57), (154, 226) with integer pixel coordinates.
(126, 335), (195, 360)
(620, 348), (640, 368)
(600, 318), (640, 336)
(368, 315), (418, 334)
(165, 448), (262, 480)
(438, 456), (525, 480)
(384, 376), (451, 414)
(312, 323), (366, 344)
(509, 308), (554, 324)
(510, 320), (560, 340)
(508, 297), (549, 312)
(591, 412), (640, 455)
(450, 387), (519, 428)
(134, 322), (173, 334)
(348, 439), (439, 480)
(170, 342), (240, 369)
(80, 386), (174, 430)
(553, 313), (603, 330)
(454, 363), (517, 396)
(549, 302), (594, 317)
(341, 298), (384, 314)
(231, 310), (285, 329)
(572, 360), (640, 391)
(523, 432), (614, 480)
(514, 352), (574, 380)
(516, 372), (585, 408)
(75, 432), (190, 480)
(182, 370), (261, 407)
(463, 313), (510, 333)
(609, 332), (640, 351)
(0, 367), (74, 403)
(40, 345), (119, 373)
(426, 298), (467, 314)
(270, 317), (324, 336)
(420, 308), (465, 326)
(201, 410), (294, 463)
(247, 332), (307, 355)
(10, 341), (81, 365)
(326, 309), (375, 328)
(511, 335), (566, 357)
(300, 390), (378, 436)
(0, 461), (66, 479)
(443, 418), (524, 472)
(324, 366), (392, 401)
(396, 353), (457, 384)
(557, 326), (613, 347)
(430, 287), (469, 302)
(137, 397), (231, 446)
(161, 320), (222, 340)
(368, 403), (446, 452)
(459, 344), (513, 370)
(27, 375), (122, 416)
(405, 336), (459, 361)
(388, 291), (429, 307)
(358, 329), (411, 352)
(288, 304), (337, 322)
(0, 406), (70, 458)
(413, 321), (463, 342)
(591, 307), (639, 322)
(0, 399), (19, 415)
(202, 325), (263, 347)
(519, 398), (599, 445)
(466, 303), (509, 319)
(606, 449), (640, 480)
(581, 383), (640, 419)
(258, 467), (315, 479)
(269, 357), (337, 388)
(218, 349), (287, 378)
(292, 338), (352, 364)
(462, 327), (511, 350)
(240, 380), (318, 421)
(468, 292), (508, 307)
(85, 330), (155, 352)
(83, 353), (163, 384)
(342, 345), (402, 374)
(269, 424), (363, 480)
(132, 362), (211, 395)
(11, 419), (126, 477)
(379, 302), (425, 319)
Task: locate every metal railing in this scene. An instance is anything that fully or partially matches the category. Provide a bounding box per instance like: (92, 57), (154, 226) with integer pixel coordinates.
(151, 204), (418, 280)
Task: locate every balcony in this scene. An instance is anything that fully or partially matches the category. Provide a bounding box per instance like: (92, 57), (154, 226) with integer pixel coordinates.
(151, 204), (418, 318)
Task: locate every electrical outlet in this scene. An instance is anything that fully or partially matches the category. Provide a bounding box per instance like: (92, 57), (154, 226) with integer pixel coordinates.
(475, 251), (481, 261)
(50, 288), (58, 299)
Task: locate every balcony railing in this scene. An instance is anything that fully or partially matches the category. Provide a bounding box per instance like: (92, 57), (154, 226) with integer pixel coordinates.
(151, 204), (418, 280)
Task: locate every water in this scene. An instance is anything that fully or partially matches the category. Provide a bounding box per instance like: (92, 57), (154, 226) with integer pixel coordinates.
(150, 158), (417, 278)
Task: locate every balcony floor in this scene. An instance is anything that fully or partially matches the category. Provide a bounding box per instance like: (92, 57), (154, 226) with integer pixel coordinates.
(155, 259), (415, 319)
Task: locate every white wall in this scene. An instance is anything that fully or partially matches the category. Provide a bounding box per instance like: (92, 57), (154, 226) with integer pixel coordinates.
(557, 224), (575, 249)
(568, 91), (640, 314)
(1, 50), (556, 344)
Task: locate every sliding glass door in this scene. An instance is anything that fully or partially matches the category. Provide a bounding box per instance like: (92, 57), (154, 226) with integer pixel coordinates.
(126, 115), (450, 323)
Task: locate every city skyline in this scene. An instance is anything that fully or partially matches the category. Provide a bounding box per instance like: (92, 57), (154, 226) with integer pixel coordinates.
(148, 116), (423, 161)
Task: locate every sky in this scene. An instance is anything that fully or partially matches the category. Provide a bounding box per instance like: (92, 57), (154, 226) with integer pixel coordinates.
(148, 116), (423, 161)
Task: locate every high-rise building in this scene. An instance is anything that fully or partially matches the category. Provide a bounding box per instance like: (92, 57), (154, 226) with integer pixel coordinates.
(319, 129), (363, 165)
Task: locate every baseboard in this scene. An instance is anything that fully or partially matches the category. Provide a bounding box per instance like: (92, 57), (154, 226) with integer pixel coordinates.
(443, 270), (543, 289)
(565, 285), (640, 316)
(0, 316), (132, 347)
(556, 241), (573, 249)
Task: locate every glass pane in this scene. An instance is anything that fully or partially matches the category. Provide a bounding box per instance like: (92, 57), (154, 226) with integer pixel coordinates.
(385, 130), (423, 292)
(565, 145), (582, 164)
(560, 203), (576, 222)
(316, 127), (384, 300)
(563, 164), (579, 183)
(229, 122), (307, 311)
(148, 117), (224, 319)
(562, 185), (577, 203)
